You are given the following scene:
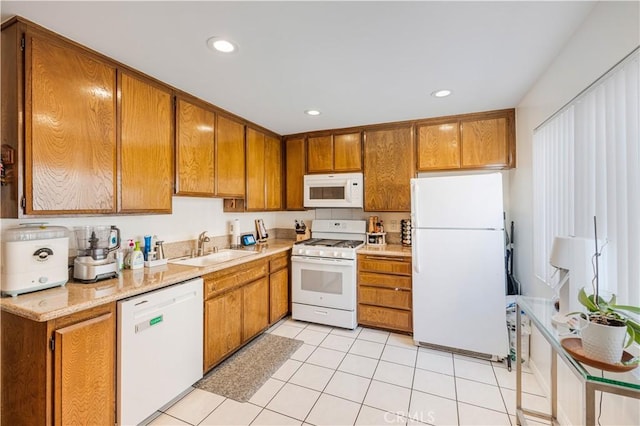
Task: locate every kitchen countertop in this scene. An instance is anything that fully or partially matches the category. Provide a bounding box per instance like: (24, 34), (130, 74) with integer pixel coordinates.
(0, 240), (294, 322)
(357, 244), (412, 257)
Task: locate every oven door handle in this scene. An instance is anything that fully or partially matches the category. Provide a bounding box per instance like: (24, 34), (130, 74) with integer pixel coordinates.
(292, 256), (353, 266)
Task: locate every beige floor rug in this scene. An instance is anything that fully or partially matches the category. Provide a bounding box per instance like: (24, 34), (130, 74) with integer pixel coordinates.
(194, 333), (303, 402)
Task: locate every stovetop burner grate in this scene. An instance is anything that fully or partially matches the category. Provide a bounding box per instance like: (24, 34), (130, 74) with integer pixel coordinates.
(295, 238), (364, 249)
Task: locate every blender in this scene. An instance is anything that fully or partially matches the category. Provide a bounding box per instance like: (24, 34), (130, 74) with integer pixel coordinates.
(73, 225), (121, 282)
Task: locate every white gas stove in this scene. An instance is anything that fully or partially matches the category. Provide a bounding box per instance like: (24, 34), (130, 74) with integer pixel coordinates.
(291, 220), (366, 329)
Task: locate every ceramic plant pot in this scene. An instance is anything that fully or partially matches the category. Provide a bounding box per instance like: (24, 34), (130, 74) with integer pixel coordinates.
(580, 317), (627, 364)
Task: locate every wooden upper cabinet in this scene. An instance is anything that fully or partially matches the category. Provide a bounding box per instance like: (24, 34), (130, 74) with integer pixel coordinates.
(417, 121), (460, 170)
(175, 97), (215, 196)
(334, 132), (362, 171)
(417, 109), (515, 171)
(246, 127), (282, 211)
(119, 72), (174, 213)
(246, 128), (266, 210)
(461, 115), (511, 168)
(284, 137), (306, 210)
(25, 32), (117, 214)
(264, 135), (282, 210)
(307, 131), (361, 173)
(307, 135), (333, 173)
(363, 126), (414, 212)
(216, 114), (245, 197)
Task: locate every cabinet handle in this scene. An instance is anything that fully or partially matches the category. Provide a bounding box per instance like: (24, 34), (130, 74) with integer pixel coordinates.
(364, 255), (406, 262)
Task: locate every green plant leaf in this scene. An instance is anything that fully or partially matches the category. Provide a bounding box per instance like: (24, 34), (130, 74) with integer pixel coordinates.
(578, 288), (598, 312)
(626, 319), (640, 346)
(611, 304), (640, 315)
(624, 324), (635, 348)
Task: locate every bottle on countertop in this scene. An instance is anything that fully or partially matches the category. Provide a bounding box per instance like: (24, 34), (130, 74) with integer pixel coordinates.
(130, 241), (144, 270)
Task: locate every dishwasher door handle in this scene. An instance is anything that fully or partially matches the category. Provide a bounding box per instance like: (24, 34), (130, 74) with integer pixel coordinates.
(132, 290), (198, 319)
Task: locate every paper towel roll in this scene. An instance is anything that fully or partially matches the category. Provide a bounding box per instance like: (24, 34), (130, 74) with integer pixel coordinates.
(232, 219), (241, 245)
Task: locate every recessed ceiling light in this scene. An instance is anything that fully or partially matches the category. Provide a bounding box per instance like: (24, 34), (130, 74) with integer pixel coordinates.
(207, 37), (237, 53)
(431, 89), (452, 98)
(305, 110), (321, 116)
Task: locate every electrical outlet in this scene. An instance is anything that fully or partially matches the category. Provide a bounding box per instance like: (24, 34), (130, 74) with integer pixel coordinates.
(390, 220), (399, 232)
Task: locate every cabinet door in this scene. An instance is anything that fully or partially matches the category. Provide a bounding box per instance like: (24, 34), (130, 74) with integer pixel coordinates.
(204, 289), (243, 371)
(270, 268), (289, 324)
(461, 117), (509, 168)
(284, 137), (306, 210)
(363, 126), (414, 211)
(246, 128), (266, 210)
(265, 135), (282, 210)
(176, 98), (215, 196)
(242, 277), (269, 341)
(307, 135), (333, 173)
(120, 72), (173, 212)
(26, 33), (116, 214)
(334, 132), (362, 171)
(417, 121), (460, 171)
(53, 312), (115, 426)
(216, 115), (245, 197)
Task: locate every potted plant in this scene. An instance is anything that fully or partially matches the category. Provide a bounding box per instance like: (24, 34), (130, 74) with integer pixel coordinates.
(576, 288), (640, 364)
(572, 216), (640, 365)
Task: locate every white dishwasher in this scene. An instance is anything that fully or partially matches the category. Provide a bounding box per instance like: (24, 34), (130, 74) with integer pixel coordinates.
(118, 278), (203, 426)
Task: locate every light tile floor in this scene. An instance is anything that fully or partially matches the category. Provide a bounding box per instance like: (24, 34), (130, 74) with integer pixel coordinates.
(146, 318), (549, 426)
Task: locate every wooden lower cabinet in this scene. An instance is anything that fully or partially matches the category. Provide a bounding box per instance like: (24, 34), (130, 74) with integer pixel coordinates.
(204, 288), (243, 371)
(242, 277), (270, 341)
(203, 252), (290, 372)
(1, 303), (116, 425)
(358, 305), (412, 332)
(269, 251), (290, 324)
(357, 254), (412, 333)
(202, 259), (267, 371)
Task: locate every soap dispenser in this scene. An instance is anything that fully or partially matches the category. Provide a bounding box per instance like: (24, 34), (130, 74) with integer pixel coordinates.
(130, 241), (144, 270)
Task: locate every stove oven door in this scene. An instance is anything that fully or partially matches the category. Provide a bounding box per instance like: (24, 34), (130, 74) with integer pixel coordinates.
(291, 255), (356, 311)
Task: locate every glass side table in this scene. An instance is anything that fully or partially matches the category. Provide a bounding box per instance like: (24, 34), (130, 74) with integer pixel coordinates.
(515, 296), (639, 425)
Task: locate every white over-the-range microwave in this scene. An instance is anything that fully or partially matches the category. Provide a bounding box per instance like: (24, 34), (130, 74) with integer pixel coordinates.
(303, 173), (364, 208)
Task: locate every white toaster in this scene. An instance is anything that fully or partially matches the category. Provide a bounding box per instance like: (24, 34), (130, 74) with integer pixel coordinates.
(1, 225), (70, 297)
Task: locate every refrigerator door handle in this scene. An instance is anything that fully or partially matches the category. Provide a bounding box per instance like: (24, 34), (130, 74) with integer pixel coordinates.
(410, 180), (418, 228)
(412, 227), (420, 273)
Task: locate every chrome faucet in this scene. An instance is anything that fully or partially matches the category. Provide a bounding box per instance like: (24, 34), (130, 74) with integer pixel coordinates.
(197, 231), (210, 256)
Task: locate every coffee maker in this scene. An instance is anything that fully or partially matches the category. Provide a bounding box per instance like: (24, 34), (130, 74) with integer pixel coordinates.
(73, 225), (121, 283)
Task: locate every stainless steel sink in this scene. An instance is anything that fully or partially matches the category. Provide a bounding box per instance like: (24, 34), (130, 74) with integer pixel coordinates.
(168, 249), (257, 267)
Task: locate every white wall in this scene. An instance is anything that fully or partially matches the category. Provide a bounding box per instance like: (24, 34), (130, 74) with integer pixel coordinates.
(511, 1), (639, 424)
(0, 196), (409, 249)
(0, 197), (316, 248)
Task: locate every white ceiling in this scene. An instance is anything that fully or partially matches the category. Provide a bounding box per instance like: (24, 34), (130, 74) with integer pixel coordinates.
(1, 1), (597, 135)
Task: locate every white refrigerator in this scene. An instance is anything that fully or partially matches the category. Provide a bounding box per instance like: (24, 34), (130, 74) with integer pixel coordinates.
(411, 172), (508, 359)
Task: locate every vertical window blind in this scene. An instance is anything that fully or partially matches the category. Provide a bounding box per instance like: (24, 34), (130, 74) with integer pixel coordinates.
(533, 48), (639, 307)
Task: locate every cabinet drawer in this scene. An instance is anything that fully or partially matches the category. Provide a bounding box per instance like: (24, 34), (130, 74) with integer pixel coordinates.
(204, 261), (268, 299)
(358, 305), (412, 332)
(269, 253), (289, 272)
(359, 286), (411, 310)
(358, 271), (411, 290)
(357, 255), (411, 275)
